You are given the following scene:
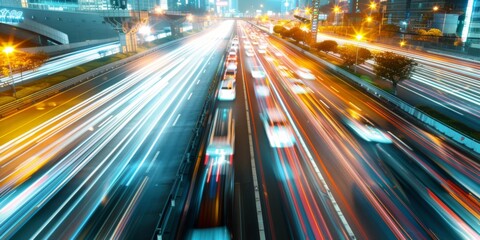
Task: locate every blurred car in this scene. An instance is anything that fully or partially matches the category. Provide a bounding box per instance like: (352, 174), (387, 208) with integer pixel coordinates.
(254, 85), (270, 97)
(277, 65), (294, 78)
(245, 49), (254, 57)
(342, 110), (392, 144)
(218, 79), (236, 101)
(296, 67), (316, 80)
(227, 51), (237, 61)
(258, 48), (266, 54)
(224, 68), (236, 80)
(274, 51), (283, 57)
(251, 66), (266, 79)
(232, 37), (239, 44)
(261, 108), (296, 148)
(288, 79), (311, 94)
(226, 60), (237, 71)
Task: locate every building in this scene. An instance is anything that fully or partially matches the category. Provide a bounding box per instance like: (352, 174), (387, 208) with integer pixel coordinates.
(0, 0), (168, 48)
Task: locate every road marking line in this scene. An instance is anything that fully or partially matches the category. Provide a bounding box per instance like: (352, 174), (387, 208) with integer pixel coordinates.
(331, 86), (339, 92)
(349, 102), (362, 111)
(319, 99), (330, 109)
(196, 79), (200, 85)
(146, 151), (160, 174)
(187, 92), (193, 100)
(242, 60), (266, 240)
(172, 114), (181, 126)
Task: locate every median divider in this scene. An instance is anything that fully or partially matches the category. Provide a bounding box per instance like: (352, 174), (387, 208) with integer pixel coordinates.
(153, 52), (226, 240)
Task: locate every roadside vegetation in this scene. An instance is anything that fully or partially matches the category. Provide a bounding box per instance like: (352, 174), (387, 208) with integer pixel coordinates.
(0, 33), (183, 106)
(272, 24), (479, 141)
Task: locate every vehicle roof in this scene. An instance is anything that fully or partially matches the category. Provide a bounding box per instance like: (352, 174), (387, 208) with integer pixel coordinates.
(265, 108), (287, 122)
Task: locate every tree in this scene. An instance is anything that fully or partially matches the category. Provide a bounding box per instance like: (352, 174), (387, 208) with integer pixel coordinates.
(314, 40), (338, 54)
(337, 44), (372, 68)
(0, 51), (49, 77)
(282, 26), (302, 43)
(373, 51), (417, 95)
(273, 25), (286, 35)
(291, 27), (307, 43)
(279, 27), (293, 38)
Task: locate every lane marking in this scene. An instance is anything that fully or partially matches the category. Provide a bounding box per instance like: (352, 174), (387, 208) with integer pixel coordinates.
(196, 79), (200, 85)
(146, 151), (160, 174)
(172, 114), (181, 126)
(331, 86), (339, 92)
(187, 92), (193, 100)
(241, 52), (266, 240)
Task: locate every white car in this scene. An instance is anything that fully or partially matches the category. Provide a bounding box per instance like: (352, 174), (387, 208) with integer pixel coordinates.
(296, 67), (316, 80)
(277, 65), (293, 77)
(343, 111), (392, 144)
(288, 79), (311, 94)
(227, 51), (237, 61)
(245, 49), (254, 57)
(218, 79), (236, 101)
(226, 60), (237, 71)
(258, 48), (266, 54)
(254, 85), (270, 97)
(251, 66), (266, 79)
(261, 108), (296, 148)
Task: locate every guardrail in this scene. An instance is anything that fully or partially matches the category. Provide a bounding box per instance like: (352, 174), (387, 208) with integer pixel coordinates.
(0, 35), (190, 118)
(153, 53), (226, 240)
(258, 23), (480, 154)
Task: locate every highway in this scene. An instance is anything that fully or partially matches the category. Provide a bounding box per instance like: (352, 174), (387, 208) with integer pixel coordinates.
(0, 21), (234, 239)
(315, 32), (480, 129)
(239, 22), (479, 239)
(0, 19), (478, 240)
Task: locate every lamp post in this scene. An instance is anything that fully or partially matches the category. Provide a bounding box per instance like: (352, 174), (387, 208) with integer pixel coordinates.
(333, 6), (340, 26)
(354, 34), (363, 73)
(301, 25), (309, 47)
(433, 6), (447, 33)
(378, 5), (386, 37)
(3, 46), (16, 99)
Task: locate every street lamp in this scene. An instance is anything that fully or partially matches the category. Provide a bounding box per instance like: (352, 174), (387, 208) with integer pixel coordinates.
(3, 46), (16, 98)
(369, 2), (377, 16)
(301, 25), (309, 46)
(333, 6), (341, 26)
(400, 40), (406, 47)
(354, 34), (363, 73)
(433, 5), (447, 33)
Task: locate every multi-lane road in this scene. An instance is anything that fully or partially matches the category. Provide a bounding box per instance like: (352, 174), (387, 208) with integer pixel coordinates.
(0, 19), (478, 240)
(0, 21), (233, 239)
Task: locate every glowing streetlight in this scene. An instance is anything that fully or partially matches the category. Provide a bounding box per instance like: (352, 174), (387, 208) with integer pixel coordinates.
(301, 25), (309, 46)
(186, 14), (193, 22)
(400, 40), (406, 47)
(3, 46), (16, 98)
(366, 16), (373, 23)
(333, 6), (342, 26)
(354, 34), (363, 73)
(305, 7), (311, 15)
(433, 5), (447, 33)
